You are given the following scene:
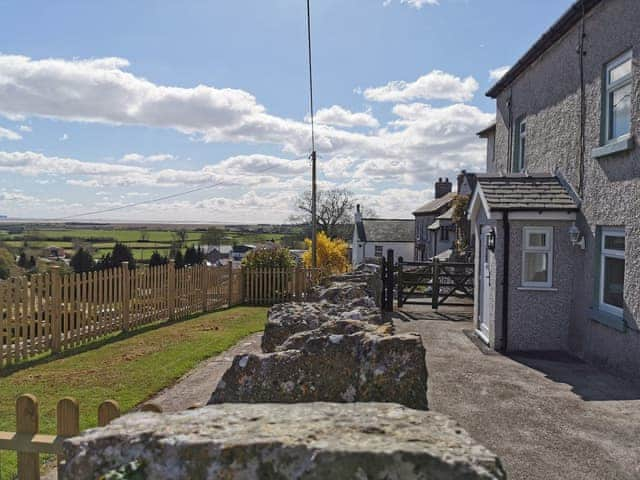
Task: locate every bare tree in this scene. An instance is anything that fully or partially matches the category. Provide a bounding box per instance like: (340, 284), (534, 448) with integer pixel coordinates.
(292, 188), (358, 238)
(173, 229), (188, 248)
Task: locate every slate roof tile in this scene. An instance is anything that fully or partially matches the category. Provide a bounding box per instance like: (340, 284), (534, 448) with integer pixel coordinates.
(359, 219), (415, 243)
(477, 175), (578, 211)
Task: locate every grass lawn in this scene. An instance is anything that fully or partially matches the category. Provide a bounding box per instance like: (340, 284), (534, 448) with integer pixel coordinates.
(0, 306), (267, 478)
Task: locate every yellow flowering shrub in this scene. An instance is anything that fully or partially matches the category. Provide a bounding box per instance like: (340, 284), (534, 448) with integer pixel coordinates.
(303, 231), (349, 275)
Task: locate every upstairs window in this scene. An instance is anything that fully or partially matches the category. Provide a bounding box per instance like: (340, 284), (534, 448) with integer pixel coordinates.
(522, 227), (553, 288)
(374, 245), (383, 257)
(513, 117), (526, 173)
(599, 228), (625, 316)
(604, 50), (632, 143)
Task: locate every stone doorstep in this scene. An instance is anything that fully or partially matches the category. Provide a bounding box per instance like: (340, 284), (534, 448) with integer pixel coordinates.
(61, 402), (506, 480)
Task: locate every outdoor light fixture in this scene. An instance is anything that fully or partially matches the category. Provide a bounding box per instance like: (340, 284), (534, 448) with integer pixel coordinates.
(569, 223), (585, 249)
(487, 229), (496, 251)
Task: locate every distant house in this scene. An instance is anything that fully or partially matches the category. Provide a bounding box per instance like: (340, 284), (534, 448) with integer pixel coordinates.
(231, 244), (255, 261)
(204, 245), (232, 264)
(352, 206), (414, 267)
(470, 0), (640, 380)
(44, 246), (66, 259)
(413, 173), (476, 261)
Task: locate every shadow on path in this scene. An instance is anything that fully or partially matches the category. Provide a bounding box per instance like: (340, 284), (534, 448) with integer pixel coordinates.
(509, 350), (640, 401)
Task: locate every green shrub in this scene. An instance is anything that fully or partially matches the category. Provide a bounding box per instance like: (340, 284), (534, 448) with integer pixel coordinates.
(242, 247), (295, 269)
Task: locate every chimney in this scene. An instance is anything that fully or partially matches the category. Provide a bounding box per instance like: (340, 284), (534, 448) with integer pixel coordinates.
(355, 204), (362, 222)
(435, 177), (452, 199)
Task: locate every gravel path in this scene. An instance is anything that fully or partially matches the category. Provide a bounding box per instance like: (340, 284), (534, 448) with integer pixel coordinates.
(148, 332), (263, 412)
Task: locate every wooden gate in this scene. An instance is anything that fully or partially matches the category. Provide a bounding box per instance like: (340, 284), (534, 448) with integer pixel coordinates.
(397, 258), (474, 309)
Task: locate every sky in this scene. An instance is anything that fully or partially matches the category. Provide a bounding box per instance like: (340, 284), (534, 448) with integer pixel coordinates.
(0, 0), (575, 223)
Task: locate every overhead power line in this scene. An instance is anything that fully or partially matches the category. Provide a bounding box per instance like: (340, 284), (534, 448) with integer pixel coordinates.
(58, 162), (284, 220)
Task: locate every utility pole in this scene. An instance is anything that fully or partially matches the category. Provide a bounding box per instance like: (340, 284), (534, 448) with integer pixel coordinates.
(306, 0), (317, 268)
(311, 150), (317, 268)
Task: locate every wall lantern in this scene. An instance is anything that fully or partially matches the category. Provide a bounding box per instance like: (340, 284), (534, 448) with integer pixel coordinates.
(569, 223), (585, 250)
(487, 229), (496, 251)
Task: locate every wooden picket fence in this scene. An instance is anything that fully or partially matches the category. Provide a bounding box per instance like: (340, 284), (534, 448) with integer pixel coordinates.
(0, 393), (165, 480)
(242, 267), (321, 305)
(0, 263), (320, 369)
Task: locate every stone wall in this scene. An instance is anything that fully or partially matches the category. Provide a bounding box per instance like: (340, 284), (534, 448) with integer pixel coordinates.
(62, 272), (507, 478)
(209, 272), (429, 410)
(62, 403), (506, 480)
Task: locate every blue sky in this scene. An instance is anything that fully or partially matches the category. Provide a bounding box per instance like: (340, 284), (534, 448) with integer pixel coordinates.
(0, 0), (574, 223)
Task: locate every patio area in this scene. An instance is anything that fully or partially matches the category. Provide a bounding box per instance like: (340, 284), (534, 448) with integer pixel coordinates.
(393, 305), (640, 480)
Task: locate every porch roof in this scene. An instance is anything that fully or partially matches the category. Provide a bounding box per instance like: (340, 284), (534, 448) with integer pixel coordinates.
(475, 175), (579, 211)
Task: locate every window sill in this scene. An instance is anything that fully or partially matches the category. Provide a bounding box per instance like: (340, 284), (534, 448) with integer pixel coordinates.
(591, 134), (634, 159)
(517, 286), (558, 292)
(589, 308), (626, 332)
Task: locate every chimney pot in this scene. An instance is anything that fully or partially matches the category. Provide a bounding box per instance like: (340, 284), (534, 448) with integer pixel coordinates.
(435, 177), (453, 199)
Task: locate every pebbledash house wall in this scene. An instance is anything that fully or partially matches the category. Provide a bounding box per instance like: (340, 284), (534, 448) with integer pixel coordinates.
(492, 0), (640, 376)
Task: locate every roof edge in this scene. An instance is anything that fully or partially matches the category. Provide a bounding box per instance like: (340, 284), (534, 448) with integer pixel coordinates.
(476, 123), (497, 137)
(486, 0), (602, 98)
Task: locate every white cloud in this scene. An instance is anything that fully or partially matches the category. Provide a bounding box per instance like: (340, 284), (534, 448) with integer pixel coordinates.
(489, 66), (511, 81)
(363, 70), (478, 103)
(384, 0), (439, 8)
(18, 125), (32, 132)
(0, 190), (38, 203)
(0, 150), (309, 191)
(313, 106), (379, 128)
(0, 54), (496, 222)
(119, 153), (175, 164)
(0, 54), (310, 153)
(59, 133), (69, 141)
(0, 126), (21, 141)
(0, 151), (145, 177)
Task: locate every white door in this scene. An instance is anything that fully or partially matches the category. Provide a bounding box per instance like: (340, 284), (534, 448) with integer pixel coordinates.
(477, 227), (492, 342)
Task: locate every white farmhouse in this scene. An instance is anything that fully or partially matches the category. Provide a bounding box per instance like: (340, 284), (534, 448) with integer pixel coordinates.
(352, 205), (415, 267)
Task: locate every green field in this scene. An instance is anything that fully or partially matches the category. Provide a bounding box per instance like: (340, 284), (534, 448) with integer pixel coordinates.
(0, 226), (289, 266)
(0, 306), (268, 478)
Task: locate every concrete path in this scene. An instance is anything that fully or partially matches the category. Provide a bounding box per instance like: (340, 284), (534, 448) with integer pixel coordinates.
(149, 332), (263, 412)
(394, 306), (640, 480)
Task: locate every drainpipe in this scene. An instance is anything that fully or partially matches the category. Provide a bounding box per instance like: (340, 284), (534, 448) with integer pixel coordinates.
(501, 211), (510, 352)
(577, 0), (587, 196)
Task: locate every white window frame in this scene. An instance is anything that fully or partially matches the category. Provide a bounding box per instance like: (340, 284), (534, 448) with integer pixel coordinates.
(512, 117), (526, 173)
(599, 228), (625, 317)
(517, 119), (526, 171)
(604, 50), (633, 143)
(521, 227), (553, 288)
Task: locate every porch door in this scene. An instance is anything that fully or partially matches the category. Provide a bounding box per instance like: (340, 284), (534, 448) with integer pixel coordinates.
(477, 226), (492, 341)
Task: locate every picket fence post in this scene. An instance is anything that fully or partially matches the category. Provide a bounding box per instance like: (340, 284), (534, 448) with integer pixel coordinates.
(167, 260), (176, 320)
(50, 267), (62, 354)
(121, 262), (130, 332)
(16, 394), (39, 480)
(56, 397), (79, 475)
(227, 261), (233, 306)
(98, 400), (121, 427)
(201, 264), (208, 313)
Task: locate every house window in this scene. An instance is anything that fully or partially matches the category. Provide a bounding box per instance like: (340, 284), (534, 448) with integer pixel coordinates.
(441, 227), (449, 241)
(513, 117), (526, 173)
(374, 245), (384, 257)
(604, 50), (632, 143)
(522, 227), (553, 288)
(599, 228), (625, 316)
